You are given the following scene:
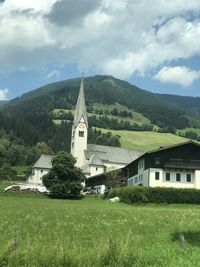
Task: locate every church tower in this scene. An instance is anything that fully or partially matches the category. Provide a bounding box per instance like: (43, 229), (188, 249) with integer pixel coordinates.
(70, 78), (88, 167)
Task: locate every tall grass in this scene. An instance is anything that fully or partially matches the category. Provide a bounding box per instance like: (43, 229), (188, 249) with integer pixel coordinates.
(0, 194), (200, 266)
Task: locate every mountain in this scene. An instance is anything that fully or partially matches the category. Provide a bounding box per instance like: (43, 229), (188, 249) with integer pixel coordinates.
(157, 93), (200, 115)
(4, 75), (199, 128)
(1, 74), (200, 153)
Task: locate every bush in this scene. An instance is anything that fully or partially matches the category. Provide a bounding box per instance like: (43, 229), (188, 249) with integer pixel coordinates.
(109, 186), (200, 204)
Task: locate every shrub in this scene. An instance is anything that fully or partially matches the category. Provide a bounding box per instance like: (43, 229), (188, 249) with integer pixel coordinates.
(109, 186), (200, 204)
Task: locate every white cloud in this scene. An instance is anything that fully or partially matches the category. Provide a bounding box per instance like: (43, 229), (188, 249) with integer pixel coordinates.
(46, 70), (60, 79)
(0, 0), (200, 81)
(0, 88), (8, 100)
(153, 66), (200, 87)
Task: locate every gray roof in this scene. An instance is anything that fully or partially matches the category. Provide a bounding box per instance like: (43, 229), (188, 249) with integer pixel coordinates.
(88, 153), (103, 166)
(85, 144), (143, 165)
(73, 78), (88, 128)
(33, 155), (53, 169)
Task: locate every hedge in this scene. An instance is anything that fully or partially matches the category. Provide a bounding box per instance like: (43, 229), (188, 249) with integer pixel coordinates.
(108, 186), (200, 204)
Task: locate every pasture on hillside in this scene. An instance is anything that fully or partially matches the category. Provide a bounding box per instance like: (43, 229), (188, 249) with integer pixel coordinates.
(0, 191), (200, 266)
(99, 129), (187, 151)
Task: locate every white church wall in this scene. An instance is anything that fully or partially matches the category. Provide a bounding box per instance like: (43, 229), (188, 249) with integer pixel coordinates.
(28, 168), (49, 185)
(71, 117), (88, 168)
(89, 165), (105, 177)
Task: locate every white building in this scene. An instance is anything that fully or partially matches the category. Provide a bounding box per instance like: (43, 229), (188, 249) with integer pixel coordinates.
(127, 141), (200, 189)
(28, 155), (52, 185)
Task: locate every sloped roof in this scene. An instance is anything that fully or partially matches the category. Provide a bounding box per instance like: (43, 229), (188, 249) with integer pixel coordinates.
(147, 140), (200, 154)
(85, 144), (143, 165)
(88, 153), (103, 166)
(73, 78), (88, 128)
(33, 155), (53, 169)
(126, 140), (200, 167)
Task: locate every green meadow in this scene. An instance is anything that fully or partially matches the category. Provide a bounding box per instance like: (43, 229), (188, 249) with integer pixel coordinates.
(1, 191), (200, 266)
(99, 129), (187, 151)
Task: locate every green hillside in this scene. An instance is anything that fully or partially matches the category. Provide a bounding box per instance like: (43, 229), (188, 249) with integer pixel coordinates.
(157, 93), (200, 115)
(4, 75), (197, 131)
(98, 128), (188, 151)
(1, 74), (200, 157)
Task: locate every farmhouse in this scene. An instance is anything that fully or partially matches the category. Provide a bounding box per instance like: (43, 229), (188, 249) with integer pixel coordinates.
(126, 141), (200, 189)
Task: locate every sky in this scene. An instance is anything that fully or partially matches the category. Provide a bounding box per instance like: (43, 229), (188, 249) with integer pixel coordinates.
(0, 0), (200, 100)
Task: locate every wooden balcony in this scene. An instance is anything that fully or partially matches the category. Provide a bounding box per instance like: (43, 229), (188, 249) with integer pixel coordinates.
(164, 159), (200, 170)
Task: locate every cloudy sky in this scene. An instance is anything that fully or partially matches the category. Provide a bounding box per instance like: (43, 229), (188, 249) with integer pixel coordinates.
(0, 0), (200, 100)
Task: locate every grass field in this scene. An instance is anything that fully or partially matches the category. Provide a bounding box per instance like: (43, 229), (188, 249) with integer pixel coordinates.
(1, 192), (200, 266)
(98, 129), (187, 151)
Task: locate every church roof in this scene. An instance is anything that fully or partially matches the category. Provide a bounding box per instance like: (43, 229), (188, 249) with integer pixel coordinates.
(88, 153), (103, 166)
(73, 78), (88, 128)
(85, 144), (143, 165)
(33, 155), (53, 169)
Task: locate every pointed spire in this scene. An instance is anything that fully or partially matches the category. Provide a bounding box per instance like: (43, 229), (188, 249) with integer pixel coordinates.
(73, 77), (88, 128)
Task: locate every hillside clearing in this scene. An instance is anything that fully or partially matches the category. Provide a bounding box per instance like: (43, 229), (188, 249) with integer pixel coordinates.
(0, 193), (200, 266)
(98, 129), (188, 151)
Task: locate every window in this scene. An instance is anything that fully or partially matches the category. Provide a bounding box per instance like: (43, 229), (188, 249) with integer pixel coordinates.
(176, 173), (181, 182)
(135, 177), (138, 183)
(166, 172), (170, 181)
(155, 172), (160, 180)
(96, 167), (98, 171)
(155, 157), (160, 166)
(79, 131), (84, 137)
(187, 173), (191, 182)
(41, 170), (43, 173)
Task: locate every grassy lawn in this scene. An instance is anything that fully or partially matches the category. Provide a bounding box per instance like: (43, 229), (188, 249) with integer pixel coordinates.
(0, 194), (200, 266)
(98, 129), (187, 151)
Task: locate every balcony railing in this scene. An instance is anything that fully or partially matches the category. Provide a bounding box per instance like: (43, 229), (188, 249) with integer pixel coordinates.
(164, 159), (200, 170)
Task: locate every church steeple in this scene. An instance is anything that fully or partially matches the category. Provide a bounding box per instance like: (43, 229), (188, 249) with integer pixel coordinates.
(70, 77), (88, 167)
(73, 77), (88, 128)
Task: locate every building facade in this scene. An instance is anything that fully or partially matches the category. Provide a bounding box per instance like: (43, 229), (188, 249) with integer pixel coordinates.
(127, 141), (200, 189)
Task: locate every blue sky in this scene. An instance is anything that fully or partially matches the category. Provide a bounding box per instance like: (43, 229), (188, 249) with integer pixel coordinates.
(0, 0), (200, 100)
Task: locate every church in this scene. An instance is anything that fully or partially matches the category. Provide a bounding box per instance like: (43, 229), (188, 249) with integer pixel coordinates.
(70, 78), (143, 177)
(28, 78), (143, 185)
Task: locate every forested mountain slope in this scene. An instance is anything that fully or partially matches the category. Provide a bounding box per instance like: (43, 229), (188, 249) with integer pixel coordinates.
(5, 75), (198, 130)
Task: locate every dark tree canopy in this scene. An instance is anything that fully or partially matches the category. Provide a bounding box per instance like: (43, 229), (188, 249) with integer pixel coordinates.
(43, 151), (85, 199)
